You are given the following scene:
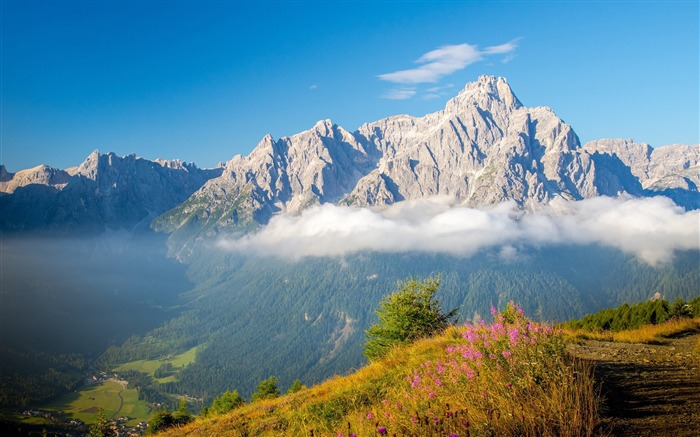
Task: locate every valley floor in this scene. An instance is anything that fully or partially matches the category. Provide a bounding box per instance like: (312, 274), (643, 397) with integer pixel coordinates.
(569, 333), (700, 436)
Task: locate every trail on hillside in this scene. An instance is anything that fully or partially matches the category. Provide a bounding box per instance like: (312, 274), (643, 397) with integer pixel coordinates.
(569, 333), (700, 436)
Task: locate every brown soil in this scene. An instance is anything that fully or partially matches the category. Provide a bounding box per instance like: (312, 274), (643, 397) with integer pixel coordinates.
(80, 406), (101, 414)
(568, 333), (700, 436)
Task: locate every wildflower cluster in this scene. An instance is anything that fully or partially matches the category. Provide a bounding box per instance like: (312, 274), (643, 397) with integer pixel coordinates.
(409, 302), (563, 401)
(340, 303), (595, 437)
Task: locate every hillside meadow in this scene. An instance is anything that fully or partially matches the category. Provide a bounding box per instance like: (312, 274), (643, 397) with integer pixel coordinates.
(157, 304), (600, 436)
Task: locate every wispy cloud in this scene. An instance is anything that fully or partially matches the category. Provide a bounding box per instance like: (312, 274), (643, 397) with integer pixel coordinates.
(217, 196), (699, 266)
(309, 84), (318, 90)
(483, 40), (519, 55)
(378, 40), (519, 85)
(382, 88), (417, 100)
(423, 84), (455, 100)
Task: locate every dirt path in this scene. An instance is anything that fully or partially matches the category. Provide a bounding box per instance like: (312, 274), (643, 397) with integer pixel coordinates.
(112, 389), (125, 420)
(108, 379), (128, 419)
(568, 333), (700, 436)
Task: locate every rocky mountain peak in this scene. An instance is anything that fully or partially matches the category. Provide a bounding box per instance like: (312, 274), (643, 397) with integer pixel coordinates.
(75, 149), (103, 179)
(446, 75), (522, 113)
(0, 164), (72, 194)
(154, 158), (199, 172)
(312, 119), (334, 135)
(0, 164), (11, 182)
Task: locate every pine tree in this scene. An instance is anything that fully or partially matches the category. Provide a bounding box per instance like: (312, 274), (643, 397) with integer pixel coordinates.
(364, 276), (458, 361)
(287, 379), (305, 394)
(211, 390), (245, 414)
(251, 376), (280, 402)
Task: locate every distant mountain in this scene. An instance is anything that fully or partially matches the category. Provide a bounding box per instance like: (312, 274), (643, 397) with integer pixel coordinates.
(153, 76), (699, 253)
(0, 152), (222, 233)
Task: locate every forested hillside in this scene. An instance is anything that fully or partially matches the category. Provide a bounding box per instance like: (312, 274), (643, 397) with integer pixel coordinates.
(563, 296), (700, 332)
(98, 245), (699, 405)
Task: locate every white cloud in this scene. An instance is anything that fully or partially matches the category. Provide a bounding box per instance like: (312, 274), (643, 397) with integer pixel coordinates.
(377, 40), (519, 85)
(309, 84), (318, 90)
(483, 39), (520, 63)
(483, 40), (518, 55)
(382, 88), (417, 100)
(217, 196), (699, 266)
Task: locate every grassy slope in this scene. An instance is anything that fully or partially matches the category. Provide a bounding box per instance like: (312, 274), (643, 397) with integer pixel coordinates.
(114, 345), (199, 384)
(158, 308), (600, 437)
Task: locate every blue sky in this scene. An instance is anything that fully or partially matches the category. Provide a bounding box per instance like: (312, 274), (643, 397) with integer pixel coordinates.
(2, 1), (698, 171)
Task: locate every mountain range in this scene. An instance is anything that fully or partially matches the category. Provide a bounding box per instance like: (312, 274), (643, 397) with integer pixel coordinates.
(2, 76), (699, 410)
(2, 76), (698, 241)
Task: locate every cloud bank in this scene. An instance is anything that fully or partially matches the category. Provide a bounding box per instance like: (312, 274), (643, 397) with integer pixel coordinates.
(217, 196), (699, 266)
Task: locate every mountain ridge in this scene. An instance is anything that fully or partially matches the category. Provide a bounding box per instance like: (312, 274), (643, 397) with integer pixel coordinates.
(2, 76), (698, 238)
(0, 151), (222, 233)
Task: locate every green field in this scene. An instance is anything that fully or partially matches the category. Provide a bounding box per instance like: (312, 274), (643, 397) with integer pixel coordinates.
(114, 345), (199, 383)
(41, 381), (151, 426)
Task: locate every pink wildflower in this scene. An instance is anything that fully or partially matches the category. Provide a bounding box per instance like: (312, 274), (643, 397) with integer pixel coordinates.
(508, 328), (519, 346)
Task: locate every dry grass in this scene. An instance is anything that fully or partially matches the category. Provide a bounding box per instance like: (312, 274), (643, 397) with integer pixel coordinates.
(158, 307), (602, 437)
(564, 317), (700, 345)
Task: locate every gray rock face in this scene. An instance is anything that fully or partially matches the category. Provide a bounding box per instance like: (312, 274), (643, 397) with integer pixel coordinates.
(157, 75), (698, 248)
(349, 77), (590, 207)
(153, 121), (378, 237)
(0, 151), (222, 233)
(583, 139), (699, 208)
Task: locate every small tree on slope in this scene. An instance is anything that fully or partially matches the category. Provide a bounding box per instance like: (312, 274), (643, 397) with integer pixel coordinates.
(364, 276), (458, 361)
(251, 376), (280, 402)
